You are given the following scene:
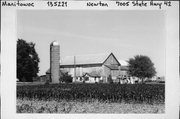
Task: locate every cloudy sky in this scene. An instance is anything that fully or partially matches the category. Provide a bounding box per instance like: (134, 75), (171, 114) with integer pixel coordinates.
(17, 10), (166, 76)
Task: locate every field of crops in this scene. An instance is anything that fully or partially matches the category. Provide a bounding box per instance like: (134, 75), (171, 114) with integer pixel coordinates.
(17, 83), (165, 104)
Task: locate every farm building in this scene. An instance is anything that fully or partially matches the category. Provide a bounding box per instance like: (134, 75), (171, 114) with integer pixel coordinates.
(46, 53), (131, 83)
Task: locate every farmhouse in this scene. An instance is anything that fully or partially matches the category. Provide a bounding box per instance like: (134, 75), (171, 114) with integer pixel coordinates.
(46, 53), (130, 83)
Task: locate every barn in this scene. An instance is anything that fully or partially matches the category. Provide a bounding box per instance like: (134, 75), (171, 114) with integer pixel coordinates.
(46, 53), (123, 83)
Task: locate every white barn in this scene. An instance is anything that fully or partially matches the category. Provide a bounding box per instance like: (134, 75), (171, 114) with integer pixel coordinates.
(46, 53), (123, 83)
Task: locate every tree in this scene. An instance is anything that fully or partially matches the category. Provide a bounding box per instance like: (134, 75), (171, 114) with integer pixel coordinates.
(17, 39), (40, 82)
(127, 55), (156, 83)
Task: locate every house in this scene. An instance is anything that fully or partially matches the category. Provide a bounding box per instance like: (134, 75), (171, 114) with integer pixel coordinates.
(82, 73), (102, 83)
(46, 53), (121, 83)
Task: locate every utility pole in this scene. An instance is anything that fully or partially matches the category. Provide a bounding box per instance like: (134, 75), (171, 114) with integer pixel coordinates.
(74, 56), (76, 82)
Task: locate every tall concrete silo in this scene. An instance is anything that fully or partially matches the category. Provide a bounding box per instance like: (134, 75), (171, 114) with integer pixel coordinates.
(50, 41), (60, 83)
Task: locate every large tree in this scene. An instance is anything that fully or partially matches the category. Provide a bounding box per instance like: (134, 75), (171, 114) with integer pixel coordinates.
(127, 55), (156, 83)
(17, 39), (40, 82)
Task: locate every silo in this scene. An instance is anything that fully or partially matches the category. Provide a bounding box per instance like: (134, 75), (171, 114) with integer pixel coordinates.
(50, 41), (60, 83)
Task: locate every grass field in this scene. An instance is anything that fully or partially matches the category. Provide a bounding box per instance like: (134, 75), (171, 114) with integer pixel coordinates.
(17, 99), (165, 113)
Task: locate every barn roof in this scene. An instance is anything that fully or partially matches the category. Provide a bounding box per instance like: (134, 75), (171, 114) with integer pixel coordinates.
(118, 60), (129, 71)
(46, 69), (68, 74)
(60, 53), (112, 66)
(118, 60), (128, 66)
(46, 53), (120, 74)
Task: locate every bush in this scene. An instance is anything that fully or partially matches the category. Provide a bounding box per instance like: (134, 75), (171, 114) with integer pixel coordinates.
(60, 72), (73, 83)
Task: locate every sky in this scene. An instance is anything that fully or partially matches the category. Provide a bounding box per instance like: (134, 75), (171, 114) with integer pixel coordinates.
(17, 10), (166, 76)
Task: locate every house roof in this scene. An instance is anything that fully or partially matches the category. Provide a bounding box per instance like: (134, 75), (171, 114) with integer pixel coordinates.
(83, 73), (101, 78)
(60, 53), (111, 66)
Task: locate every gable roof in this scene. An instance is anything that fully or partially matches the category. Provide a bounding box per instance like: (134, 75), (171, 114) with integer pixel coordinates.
(118, 60), (129, 71)
(118, 60), (128, 66)
(83, 73), (101, 78)
(46, 53), (120, 74)
(60, 53), (111, 66)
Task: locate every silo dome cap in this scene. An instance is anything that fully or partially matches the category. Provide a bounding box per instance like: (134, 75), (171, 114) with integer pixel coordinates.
(51, 41), (59, 46)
